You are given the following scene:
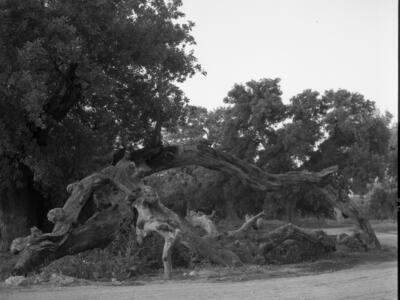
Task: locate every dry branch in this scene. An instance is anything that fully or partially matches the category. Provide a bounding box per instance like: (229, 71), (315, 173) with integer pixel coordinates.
(227, 211), (265, 237)
(186, 210), (219, 238)
(258, 223), (336, 256)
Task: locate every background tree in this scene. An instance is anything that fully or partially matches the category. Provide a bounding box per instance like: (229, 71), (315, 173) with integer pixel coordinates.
(307, 90), (392, 194)
(156, 81), (394, 223)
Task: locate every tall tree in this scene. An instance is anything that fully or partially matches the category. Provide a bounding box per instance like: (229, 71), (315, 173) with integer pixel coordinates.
(0, 0), (201, 250)
(164, 85), (394, 222)
(308, 90), (392, 194)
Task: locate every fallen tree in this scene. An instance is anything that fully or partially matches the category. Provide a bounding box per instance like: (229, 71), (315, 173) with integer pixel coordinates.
(11, 156), (242, 278)
(9, 141), (380, 277)
(127, 141), (381, 249)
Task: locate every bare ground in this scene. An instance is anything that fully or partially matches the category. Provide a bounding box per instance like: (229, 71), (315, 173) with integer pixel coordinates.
(1, 224), (397, 300)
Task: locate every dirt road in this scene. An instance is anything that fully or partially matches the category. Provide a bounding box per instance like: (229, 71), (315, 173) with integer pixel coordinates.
(1, 229), (397, 300)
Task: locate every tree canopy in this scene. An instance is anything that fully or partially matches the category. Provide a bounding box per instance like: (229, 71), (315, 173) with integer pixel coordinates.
(0, 0), (201, 204)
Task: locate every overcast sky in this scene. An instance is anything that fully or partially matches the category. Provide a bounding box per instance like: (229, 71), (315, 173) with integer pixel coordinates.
(178, 0), (398, 119)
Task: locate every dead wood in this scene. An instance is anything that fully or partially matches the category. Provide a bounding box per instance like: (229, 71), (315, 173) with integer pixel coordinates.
(186, 210), (219, 238)
(128, 142), (379, 249)
(9, 141), (379, 278)
(227, 211), (265, 238)
(11, 158), (240, 278)
(133, 186), (241, 278)
(128, 142), (338, 191)
(257, 223), (336, 257)
(316, 185), (381, 249)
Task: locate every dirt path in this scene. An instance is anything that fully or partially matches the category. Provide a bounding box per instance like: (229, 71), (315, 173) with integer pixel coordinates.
(2, 261), (396, 300)
(1, 230), (397, 300)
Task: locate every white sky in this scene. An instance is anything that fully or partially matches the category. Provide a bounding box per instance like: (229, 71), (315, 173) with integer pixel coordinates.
(179, 0), (398, 120)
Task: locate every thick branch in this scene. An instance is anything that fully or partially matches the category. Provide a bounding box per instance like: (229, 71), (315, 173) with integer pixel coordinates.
(128, 142), (338, 191)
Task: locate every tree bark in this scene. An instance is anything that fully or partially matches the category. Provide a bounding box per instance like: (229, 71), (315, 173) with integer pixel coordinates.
(127, 142), (338, 191)
(0, 164), (48, 252)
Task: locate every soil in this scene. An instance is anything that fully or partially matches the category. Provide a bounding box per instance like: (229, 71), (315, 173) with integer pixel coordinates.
(1, 223), (397, 300)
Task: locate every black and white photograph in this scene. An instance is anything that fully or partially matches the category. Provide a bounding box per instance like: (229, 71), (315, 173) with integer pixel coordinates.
(0, 0), (398, 299)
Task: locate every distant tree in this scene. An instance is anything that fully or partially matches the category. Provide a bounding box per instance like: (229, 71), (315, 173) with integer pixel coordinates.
(308, 90), (392, 195)
(387, 123), (398, 182)
(183, 86), (393, 222)
(221, 78), (287, 163)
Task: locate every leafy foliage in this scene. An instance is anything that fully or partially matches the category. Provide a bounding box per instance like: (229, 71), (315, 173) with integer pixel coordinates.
(159, 79), (394, 219)
(0, 0), (201, 205)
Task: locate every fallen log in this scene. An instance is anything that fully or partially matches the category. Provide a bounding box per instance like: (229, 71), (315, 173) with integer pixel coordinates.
(128, 142), (379, 249)
(13, 206), (124, 275)
(257, 223), (336, 263)
(11, 158), (138, 275)
(9, 142), (379, 277)
(11, 157), (240, 278)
